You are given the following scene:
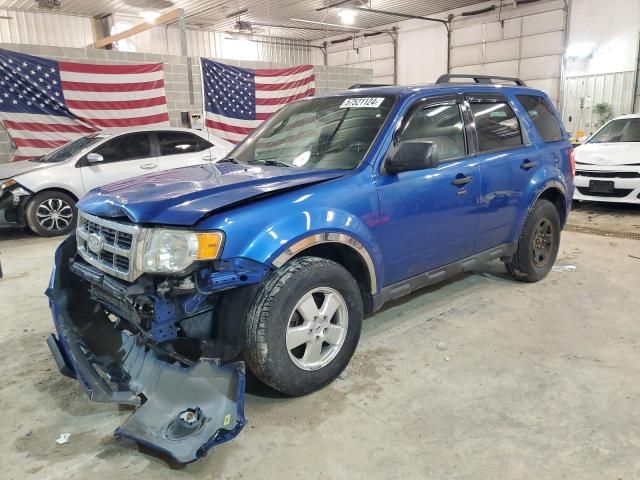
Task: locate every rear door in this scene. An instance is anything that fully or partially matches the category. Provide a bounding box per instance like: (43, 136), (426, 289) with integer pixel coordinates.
(79, 132), (157, 193)
(154, 131), (217, 171)
(466, 93), (542, 253)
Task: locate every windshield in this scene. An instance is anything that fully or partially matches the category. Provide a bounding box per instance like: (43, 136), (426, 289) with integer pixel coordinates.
(30, 133), (107, 163)
(588, 118), (640, 143)
(231, 95), (395, 170)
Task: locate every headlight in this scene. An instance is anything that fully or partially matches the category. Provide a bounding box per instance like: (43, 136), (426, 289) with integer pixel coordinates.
(0, 178), (16, 191)
(141, 229), (224, 274)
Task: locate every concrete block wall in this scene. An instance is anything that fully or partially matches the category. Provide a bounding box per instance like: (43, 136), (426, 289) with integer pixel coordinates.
(0, 43), (372, 162)
(326, 35), (395, 85)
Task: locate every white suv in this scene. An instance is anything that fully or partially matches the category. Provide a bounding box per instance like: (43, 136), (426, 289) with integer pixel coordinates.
(574, 114), (640, 204)
(0, 127), (233, 236)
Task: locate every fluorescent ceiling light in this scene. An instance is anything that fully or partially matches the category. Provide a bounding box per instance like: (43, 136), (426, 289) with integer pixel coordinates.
(140, 10), (161, 23)
(290, 17), (360, 30)
(566, 43), (595, 59)
(337, 8), (356, 25)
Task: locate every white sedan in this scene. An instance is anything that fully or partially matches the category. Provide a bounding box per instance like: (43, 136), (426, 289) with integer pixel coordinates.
(574, 114), (640, 204)
(0, 127), (233, 236)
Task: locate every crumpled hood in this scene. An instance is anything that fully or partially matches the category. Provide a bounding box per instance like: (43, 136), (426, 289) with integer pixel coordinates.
(0, 158), (54, 179)
(77, 162), (348, 225)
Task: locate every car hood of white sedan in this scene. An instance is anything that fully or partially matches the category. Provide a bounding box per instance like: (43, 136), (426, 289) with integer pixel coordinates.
(0, 158), (59, 180)
(575, 142), (640, 166)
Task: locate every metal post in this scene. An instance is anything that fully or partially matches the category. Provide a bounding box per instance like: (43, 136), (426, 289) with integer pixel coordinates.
(391, 27), (398, 85)
(446, 15), (453, 74)
(178, 9), (194, 106)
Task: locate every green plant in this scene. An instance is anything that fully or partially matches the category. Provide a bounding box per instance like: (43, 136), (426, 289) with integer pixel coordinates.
(593, 102), (613, 127)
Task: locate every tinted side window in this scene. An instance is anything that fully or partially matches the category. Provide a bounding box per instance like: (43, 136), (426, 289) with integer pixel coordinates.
(398, 103), (466, 161)
(517, 95), (563, 142)
(470, 102), (523, 152)
(92, 133), (151, 162)
(158, 132), (205, 156)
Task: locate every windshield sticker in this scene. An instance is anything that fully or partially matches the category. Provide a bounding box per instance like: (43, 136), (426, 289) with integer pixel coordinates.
(340, 97), (385, 109)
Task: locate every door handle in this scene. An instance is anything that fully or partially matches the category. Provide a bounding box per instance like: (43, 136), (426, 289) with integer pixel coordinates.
(521, 160), (537, 170)
(139, 163), (156, 170)
(452, 175), (473, 186)
(202, 155), (216, 161)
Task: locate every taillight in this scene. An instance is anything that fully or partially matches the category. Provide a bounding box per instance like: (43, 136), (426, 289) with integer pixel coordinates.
(568, 147), (576, 178)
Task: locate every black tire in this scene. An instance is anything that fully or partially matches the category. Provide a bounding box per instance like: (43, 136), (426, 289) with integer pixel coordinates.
(243, 256), (363, 396)
(25, 190), (77, 237)
(505, 199), (561, 282)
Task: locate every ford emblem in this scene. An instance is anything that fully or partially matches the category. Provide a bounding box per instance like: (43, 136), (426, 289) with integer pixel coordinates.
(87, 233), (104, 254)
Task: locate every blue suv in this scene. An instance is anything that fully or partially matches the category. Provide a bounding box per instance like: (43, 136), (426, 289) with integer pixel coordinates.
(46, 75), (574, 463)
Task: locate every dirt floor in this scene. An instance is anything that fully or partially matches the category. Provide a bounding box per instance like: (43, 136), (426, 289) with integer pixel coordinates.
(0, 202), (639, 480)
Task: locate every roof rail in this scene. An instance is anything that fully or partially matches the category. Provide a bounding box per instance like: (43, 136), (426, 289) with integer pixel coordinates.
(436, 74), (527, 87)
(348, 83), (391, 89)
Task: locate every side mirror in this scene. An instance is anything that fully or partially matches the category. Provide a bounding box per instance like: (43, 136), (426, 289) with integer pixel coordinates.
(385, 141), (438, 174)
(86, 152), (104, 164)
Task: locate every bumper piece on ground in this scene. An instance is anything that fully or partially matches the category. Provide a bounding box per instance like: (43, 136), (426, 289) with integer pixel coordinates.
(46, 236), (247, 464)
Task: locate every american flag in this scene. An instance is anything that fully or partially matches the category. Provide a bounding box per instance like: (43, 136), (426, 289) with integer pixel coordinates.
(201, 58), (315, 144)
(0, 48), (169, 161)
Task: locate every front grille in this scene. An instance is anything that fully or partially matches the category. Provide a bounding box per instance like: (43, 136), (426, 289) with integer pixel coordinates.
(576, 170), (640, 179)
(90, 284), (142, 326)
(76, 211), (142, 282)
(576, 187), (633, 198)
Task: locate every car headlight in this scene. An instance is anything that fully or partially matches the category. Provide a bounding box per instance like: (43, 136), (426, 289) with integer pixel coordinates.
(0, 179), (30, 201)
(0, 178), (16, 190)
(141, 229), (224, 274)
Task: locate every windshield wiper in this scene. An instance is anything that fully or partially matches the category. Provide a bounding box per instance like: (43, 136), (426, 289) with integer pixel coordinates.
(217, 157), (240, 164)
(249, 159), (291, 168)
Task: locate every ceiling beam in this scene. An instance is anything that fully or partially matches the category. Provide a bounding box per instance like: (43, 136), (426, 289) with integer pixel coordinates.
(94, 8), (181, 49)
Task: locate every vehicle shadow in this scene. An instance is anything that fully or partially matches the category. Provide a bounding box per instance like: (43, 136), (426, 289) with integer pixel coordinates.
(573, 200), (640, 215)
(0, 227), (31, 240)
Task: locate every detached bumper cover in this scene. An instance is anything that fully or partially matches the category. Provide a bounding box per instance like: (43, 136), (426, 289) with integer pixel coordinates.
(46, 236), (246, 463)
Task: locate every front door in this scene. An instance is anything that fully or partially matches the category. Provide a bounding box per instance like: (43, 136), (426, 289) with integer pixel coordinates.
(79, 132), (158, 193)
(375, 97), (480, 286)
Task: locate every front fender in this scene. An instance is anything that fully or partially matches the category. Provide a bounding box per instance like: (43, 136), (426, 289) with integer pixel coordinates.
(198, 170), (383, 292)
(239, 207), (383, 294)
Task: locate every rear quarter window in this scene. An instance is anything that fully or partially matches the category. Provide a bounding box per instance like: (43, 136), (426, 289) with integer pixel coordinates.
(517, 95), (564, 143)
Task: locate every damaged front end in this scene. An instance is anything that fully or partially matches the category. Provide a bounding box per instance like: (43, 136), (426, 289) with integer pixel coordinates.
(46, 235), (263, 463)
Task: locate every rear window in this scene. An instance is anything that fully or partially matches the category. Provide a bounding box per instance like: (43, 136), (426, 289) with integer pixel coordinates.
(517, 95), (564, 143)
(470, 102), (523, 152)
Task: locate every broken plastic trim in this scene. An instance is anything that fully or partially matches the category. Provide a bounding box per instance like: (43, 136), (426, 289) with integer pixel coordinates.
(45, 235), (247, 464)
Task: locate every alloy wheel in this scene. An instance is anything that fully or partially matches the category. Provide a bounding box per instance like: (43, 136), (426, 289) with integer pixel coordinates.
(286, 287), (349, 371)
(36, 198), (74, 232)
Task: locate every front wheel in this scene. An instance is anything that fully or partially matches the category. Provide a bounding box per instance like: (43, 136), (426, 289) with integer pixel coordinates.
(243, 256), (363, 396)
(25, 190), (77, 237)
(505, 199), (561, 282)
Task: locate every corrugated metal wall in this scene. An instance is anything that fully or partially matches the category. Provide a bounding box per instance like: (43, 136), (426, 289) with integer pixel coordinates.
(0, 9), (314, 65)
(187, 30), (313, 64)
(562, 71), (636, 136)
(0, 8), (93, 47)
(112, 14), (314, 64)
(450, 0), (567, 105)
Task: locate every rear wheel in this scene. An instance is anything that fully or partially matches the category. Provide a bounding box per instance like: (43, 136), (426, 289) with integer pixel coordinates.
(243, 256), (363, 396)
(505, 199), (561, 282)
(25, 191), (77, 237)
